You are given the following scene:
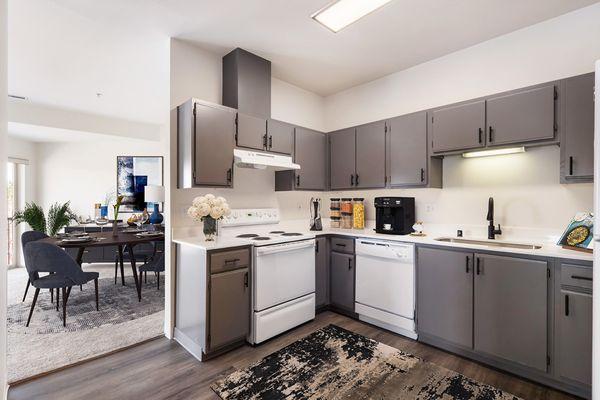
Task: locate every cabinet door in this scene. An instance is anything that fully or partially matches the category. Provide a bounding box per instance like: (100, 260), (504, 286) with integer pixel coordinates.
(563, 73), (594, 180)
(389, 112), (427, 186)
(431, 100), (485, 153)
(295, 127), (326, 190)
(417, 247), (473, 348)
(194, 103), (235, 187)
(355, 121), (386, 188)
(486, 84), (555, 146)
(558, 290), (592, 385)
(236, 113), (266, 151)
(267, 119), (294, 155)
(315, 237), (329, 308)
(329, 128), (356, 190)
(330, 251), (354, 312)
(209, 268), (250, 351)
(474, 254), (548, 372)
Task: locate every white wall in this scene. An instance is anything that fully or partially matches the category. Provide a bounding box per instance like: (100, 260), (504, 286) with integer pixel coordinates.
(1, 0), (7, 396)
(7, 136), (36, 204)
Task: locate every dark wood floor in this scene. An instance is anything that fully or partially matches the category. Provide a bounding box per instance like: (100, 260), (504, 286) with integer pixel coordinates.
(8, 311), (578, 400)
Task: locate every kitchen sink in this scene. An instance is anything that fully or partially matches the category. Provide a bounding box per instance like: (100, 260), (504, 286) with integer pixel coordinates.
(434, 237), (542, 250)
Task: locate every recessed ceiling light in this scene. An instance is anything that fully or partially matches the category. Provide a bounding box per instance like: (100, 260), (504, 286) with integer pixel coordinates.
(311, 0), (393, 33)
(462, 147), (526, 158)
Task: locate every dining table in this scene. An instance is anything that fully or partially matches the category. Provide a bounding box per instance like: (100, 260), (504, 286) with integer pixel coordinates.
(41, 230), (165, 301)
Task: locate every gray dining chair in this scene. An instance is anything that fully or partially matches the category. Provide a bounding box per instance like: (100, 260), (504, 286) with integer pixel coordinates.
(21, 231), (49, 302)
(138, 252), (165, 294)
(24, 241), (100, 327)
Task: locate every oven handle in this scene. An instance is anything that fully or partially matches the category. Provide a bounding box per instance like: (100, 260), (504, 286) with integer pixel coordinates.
(256, 240), (315, 256)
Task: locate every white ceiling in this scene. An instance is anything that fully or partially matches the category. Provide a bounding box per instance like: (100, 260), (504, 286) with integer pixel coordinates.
(8, 0), (599, 125)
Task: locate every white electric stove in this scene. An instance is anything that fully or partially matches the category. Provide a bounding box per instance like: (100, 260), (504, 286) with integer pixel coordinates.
(221, 209), (316, 344)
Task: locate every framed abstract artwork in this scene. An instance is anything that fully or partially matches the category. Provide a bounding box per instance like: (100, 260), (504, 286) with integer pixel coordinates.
(117, 156), (164, 212)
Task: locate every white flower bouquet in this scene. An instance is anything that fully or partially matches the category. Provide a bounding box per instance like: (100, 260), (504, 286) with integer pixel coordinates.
(187, 194), (231, 240)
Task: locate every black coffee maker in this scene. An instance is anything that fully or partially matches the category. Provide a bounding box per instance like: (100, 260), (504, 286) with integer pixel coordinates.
(374, 197), (415, 235)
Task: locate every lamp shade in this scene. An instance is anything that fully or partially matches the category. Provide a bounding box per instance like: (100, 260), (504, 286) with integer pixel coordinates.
(144, 185), (165, 203)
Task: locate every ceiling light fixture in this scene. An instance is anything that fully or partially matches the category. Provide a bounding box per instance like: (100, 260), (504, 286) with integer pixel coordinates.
(311, 0), (393, 33)
(462, 147), (526, 158)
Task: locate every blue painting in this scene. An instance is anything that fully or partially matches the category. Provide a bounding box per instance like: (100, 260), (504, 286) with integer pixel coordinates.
(117, 156), (163, 212)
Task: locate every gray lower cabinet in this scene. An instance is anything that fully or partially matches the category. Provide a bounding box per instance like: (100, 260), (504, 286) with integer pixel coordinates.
(486, 84), (556, 147)
(208, 255), (250, 352)
(355, 121), (386, 188)
(267, 119), (294, 155)
(561, 72), (594, 182)
(388, 112), (428, 186)
(329, 128), (356, 190)
(236, 112), (267, 151)
(474, 254), (548, 372)
(417, 247), (473, 348)
(431, 100), (485, 153)
(177, 100), (235, 188)
(315, 237), (329, 308)
(330, 251), (355, 312)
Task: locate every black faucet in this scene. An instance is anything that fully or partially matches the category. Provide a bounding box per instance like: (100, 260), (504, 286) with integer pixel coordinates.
(486, 197), (502, 240)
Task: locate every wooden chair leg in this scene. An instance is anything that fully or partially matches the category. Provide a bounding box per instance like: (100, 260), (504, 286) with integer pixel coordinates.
(50, 288), (53, 303)
(94, 278), (99, 311)
(145, 271), (147, 283)
(26, 288), (40, 327)
(56, 288), (60, 311)
(157, 272), (160, 290)
(22, 280), (30, 302)
(114, 259), (118, 284)
(62, 287), (68, 327)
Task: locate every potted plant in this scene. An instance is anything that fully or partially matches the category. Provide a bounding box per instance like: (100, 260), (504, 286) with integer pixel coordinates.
(187, 194), (231, 241)
(13, 201), (77, 236)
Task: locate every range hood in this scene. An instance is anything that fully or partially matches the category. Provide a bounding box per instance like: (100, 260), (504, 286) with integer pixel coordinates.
(234, 149), (300, 170)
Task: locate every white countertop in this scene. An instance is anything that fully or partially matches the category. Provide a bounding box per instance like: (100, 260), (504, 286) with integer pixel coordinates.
(172, 220), (593, 262)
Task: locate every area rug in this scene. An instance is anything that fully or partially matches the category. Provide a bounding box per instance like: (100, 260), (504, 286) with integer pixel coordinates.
(212, 324), (521, 400)
(7, 265), (165, 383)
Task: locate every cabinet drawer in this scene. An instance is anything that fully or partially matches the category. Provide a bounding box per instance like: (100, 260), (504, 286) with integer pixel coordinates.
(210, 248), (250, 274)
(561, 264), (592, 290)
(330, 237), (354, 254)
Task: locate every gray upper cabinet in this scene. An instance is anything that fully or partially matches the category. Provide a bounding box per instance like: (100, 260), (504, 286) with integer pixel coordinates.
(236, 113), (267, 151)
(431, 100), (485, 153)
(486, 84), (556, 146)
(267, 119), (294, 155)
(417, 247), (473, 349)
(355, 121), (386, 188)
(330, 251), (355, 312)
(474, 254), (548, 372)
(315, 237), (329, 309)
(208, 266), (250, 351)
(561, 73), (594, 182)
(329, 128), (357, 190)
(295, 127), (327, 190)
(388, 112), (428, 186)
(177, 100), (235, 188)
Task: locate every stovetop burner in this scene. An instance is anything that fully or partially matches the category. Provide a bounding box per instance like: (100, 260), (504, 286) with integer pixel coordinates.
(252, 237), (272, 241)
(236, 234), (260, 238)
(281, 233), (302, 236)
(269, 230), (285, 234)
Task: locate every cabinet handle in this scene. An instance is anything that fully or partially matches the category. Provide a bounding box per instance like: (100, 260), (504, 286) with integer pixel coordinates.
(224, 258), (240, 264)
(315, 241), (319, 252)
(296, 175), (300, 187)
(244, 272), (249, 288)
(350, 175), (354, 186)
(565, 294), (569, 316)
(355, 174), (360, 185)
(476, 257), (481, 275)
(420, 168), (425, 182)
(263, 133), (268, 149)
(465, 256), (470, 274)
(348, 258), (352, 270)
(335, 243), (346, 247)
(488, 126), (494, 142)
(226, 168), (232, 183)
(478, 128), (483, 144)
(571, 274), (592, 281)
(269, 135), (273, 149)
(569, 156), (574, 176)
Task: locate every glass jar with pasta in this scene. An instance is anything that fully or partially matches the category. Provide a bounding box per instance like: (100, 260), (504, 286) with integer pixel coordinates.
(352, 198), (365, 229)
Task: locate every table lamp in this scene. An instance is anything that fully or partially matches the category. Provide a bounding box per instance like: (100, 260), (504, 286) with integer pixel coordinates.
(144, 185), (165, 224)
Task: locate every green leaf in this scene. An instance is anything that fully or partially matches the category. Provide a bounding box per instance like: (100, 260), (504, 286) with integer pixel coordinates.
(47, 201), (77, 236)
(12, 202), (46, 233)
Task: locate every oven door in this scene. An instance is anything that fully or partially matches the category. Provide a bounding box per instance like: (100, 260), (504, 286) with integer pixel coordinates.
(254, 239), (315, 311)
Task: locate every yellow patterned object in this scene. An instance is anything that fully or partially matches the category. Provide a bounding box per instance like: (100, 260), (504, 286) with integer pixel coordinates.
(353, 198), (365, 229)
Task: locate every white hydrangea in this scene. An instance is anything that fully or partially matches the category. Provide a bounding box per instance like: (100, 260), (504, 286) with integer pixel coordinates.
(188, 194), (231, 222)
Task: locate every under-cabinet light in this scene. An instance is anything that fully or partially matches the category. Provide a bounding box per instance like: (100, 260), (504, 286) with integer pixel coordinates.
(311, 0), (393, 33)
(462, 147), (526, 158)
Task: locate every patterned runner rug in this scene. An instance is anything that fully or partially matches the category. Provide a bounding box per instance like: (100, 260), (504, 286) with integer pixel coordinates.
(212, 324), (521, 400)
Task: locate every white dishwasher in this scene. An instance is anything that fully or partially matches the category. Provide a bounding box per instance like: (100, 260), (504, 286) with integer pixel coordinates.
(355, 239), (417, 339)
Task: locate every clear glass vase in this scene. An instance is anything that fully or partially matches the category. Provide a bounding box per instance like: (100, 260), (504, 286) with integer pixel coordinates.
(203, 217), (217, 241)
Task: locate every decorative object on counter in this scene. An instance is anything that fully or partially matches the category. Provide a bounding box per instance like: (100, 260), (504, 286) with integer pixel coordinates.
(409, 221), (426, 236)
(13, 201), (77, 236)
(94, 203), (101, 221)
(117, 156), (164, 212)
(112, 195), (124, 237)
(374, 197), (416, 235)
(144, 185), (165, 224)
(341, 198), (353, 229)
(352, 198), (365, 229)
(330, 198), (341, 228)
(557, 212), (594, 253)
(95, 217), (109, 226)
(309, 197), (322, 231)
(100, 205), (108, 219)
(187, 194), (231, 241)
